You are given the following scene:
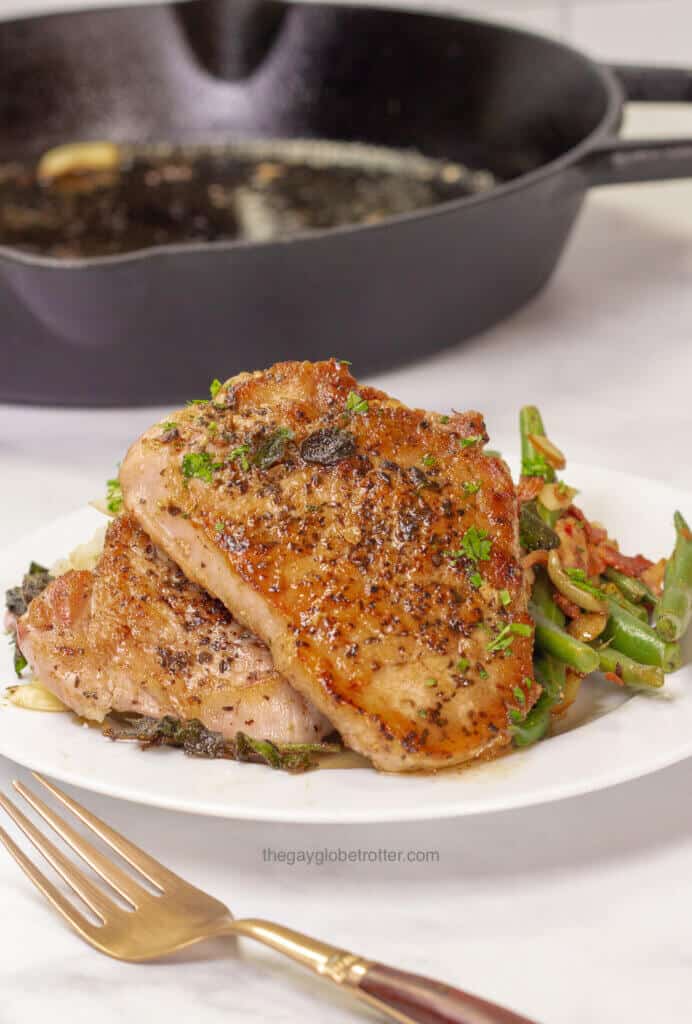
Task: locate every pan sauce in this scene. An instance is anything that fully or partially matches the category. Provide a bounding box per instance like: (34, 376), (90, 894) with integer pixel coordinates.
(0, 139), (494, 259)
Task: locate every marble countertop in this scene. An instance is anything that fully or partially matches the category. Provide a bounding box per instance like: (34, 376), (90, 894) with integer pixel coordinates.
(1, 105), (691, 1023)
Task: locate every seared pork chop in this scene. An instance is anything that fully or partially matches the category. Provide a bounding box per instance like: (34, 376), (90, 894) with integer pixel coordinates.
(17, 514), (332, 745)
(121, 360), (536, 771)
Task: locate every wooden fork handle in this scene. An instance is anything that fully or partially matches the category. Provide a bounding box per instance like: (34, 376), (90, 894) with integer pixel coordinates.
(357, 963), (539, 1024)
(230, 919), (536, 1024)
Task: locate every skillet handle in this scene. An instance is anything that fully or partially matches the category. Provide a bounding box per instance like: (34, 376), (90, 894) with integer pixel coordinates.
(580, 64), (692, 185)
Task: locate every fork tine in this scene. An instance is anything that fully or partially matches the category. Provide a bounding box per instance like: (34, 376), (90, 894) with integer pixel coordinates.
(0, 825), (99, 942)
(13, 780), (148, 908)
(32, 774), (183, 891)
(0, 793), (118, 921)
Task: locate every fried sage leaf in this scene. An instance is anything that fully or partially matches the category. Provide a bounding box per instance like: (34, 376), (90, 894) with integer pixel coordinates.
(5, 561), (53, 619)
(519, 500), (560, 553)
(102, 713), (341, 772)
(300, 427), (356, 466)
(253, 427), (294, 469)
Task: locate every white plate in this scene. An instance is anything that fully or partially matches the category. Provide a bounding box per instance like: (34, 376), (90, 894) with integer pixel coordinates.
(1, 462), (691, 823)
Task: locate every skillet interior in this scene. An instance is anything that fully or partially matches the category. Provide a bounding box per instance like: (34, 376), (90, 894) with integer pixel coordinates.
(0, 0), (619, 405)
(0, 0), (611, 185)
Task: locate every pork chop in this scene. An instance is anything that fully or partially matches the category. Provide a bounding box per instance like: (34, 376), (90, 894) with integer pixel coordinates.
(121, 360), (536, 771)
(17, 514), (332, 745)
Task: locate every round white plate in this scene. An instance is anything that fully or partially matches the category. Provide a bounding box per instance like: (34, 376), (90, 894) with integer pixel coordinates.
(2, 462), (691, 822)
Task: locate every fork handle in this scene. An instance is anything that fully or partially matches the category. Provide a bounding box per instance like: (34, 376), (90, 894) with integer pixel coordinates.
(231, 919), (536, 1024)
(357, 962), (538, 1024)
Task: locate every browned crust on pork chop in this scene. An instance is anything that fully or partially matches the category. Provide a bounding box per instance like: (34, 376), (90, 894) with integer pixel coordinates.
(17, 514), (332, 744)
(121, 360), (536, 771)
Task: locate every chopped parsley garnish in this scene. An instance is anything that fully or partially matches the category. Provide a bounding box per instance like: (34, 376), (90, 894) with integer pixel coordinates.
(418, 709), (428, 719)
(470, 572), (483, 589)
(462, 526), (492, 563)
(333, 358), (352, 366)
(105, 477), (123, 515)
(445, 526), (491, 568)
(565, 568), (605, 599)
(499, 589), (511, 606)
(181, 451), (216, 483)
(422, 453), (436, 468)
(459, 434), (482, 449)
(523, 676), (534, 689)
(207, 421), (218, 435)
(508, 707), (523, 723)
(345, 391), (369, 415)
(479, 667), (489, 680)
(186, 398), (209, 406)
(160, 420), (177, 432)
(215, 521), (225, 533)
(487, 622), (532, 654)
(425, 677), (438, 688)
(462, 480), (481, 495)
(521, 454), (551, 480)
(487, 625), (513, 653)
(209, 378), (222, 399)
(512, 685), (526, 705)
(456, 657), (470, 673)
(440, 415), (450, 425)
(228, 445), (250, 472)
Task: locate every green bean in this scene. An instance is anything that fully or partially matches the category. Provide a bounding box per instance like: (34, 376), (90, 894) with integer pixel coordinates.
(511, 690), (553, 747)
(535, 653), (567, 702)
(538, 504), (562, 529)
(597, 645), (664, 690)
(656, 510), (692, 642)
(604, 567), (657, 607)
(602, 583), (648, 622)
(530, 604), (600, 675)
(511, 656), (565, 747)
(519, 406), (555, 482)
(531, 568), (566, 626)
(602, 600), (681, 673)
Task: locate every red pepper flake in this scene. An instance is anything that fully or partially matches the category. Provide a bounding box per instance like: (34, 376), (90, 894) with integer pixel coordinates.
(604, 671), (625, 687)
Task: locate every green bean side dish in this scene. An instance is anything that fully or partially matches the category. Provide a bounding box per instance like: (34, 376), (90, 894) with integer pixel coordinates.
(514, 406), (691, 748)
(4, 403), (692, 769)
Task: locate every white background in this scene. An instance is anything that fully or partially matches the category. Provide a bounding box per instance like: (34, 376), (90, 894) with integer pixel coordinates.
(1, 2), (692, 1023)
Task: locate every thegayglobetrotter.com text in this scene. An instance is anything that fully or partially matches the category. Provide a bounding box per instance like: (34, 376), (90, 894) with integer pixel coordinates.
(262, 847), (440, 867)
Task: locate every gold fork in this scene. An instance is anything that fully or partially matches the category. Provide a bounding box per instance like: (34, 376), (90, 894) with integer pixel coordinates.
(0, 774), (537, 1024)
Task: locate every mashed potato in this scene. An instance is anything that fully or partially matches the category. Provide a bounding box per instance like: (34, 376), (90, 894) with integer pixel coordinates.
(50, 524), (107, 577)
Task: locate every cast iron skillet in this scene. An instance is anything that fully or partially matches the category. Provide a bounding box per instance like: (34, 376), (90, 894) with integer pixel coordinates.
(1, 0), (691, 405)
